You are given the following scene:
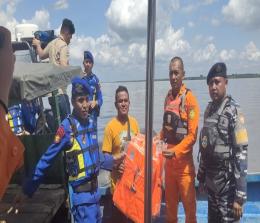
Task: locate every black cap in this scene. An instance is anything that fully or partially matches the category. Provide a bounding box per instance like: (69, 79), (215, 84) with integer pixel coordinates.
(207, 62), (227, 84)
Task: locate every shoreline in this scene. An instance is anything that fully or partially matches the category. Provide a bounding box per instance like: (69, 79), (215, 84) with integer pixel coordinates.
(105, 73), (260, 83)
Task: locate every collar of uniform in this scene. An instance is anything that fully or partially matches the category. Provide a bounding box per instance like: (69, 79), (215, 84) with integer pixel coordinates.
(178, 83), (187, 96)
(168, 83), (186, 100)
(58, 35), (67, 45)
(83, 71), (93, 78)
(71, 111), (89, 126)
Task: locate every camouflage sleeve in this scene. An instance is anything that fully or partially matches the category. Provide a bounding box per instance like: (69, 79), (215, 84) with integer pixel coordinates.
(232, 105), (248, 205)
(197, 105), (210, 183)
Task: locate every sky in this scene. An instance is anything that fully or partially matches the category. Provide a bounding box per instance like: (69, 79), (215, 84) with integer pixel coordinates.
(1, 0), (260, 82)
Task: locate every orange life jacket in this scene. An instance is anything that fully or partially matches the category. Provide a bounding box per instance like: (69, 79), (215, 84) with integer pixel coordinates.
(163, 89), (189, 144)
(0, 108), (24, 199)
(113, 133), (164, 223)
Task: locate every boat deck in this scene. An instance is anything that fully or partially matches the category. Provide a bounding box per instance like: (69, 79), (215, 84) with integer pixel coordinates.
(0, 185), (66, 223)
(1, 173), (259, 223)
(154, 200), (260, 223)
(99, 172), (260, 223)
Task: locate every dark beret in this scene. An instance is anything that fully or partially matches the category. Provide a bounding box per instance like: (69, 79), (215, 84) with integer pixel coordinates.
(84, 51), (94, 63)
(71, 76), (92, 99)
(207, 62), (227, 84)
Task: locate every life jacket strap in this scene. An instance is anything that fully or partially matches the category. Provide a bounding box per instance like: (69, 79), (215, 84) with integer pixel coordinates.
(67, 115), (96, 137)
(73, 144), (99, 156)
(73, 176), (98, 193)
(78, 163), (97, 175)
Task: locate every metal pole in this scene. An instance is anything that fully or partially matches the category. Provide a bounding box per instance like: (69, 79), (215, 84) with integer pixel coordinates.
(144, 0), (156, 222)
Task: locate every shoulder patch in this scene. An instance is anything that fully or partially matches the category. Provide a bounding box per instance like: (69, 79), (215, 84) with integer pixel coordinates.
(234, 112), (248, 146)
(54, 126), (65, 144)
(189, 108), (196, 120)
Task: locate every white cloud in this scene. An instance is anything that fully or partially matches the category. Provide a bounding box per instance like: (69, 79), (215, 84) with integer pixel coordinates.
(182, 4), (197, 13)
(0, 0), (20, 39)
(128, 43), (146, 60)
(193, 43), (217, 62)
(194, 35), (214, 44)
(156, 26), (190, 57)
(0, 2), (52, 39)
(70, 34), (128, 66)
(22, 9), (50, 30)
(211, 18), (220, 26)
(222, 0), (260, 29)
(106, 0), (147, 41)
(182, 0), (215, 13)
(202, 0), (216, 5)
(188, 21), (195, 28)
(158, 0), (180, 12)
(241, 41), (260, 61)
(69, 0), (190, 80)
(54, 0), (68, 10)
(105, 0), (181, 42)
(219, 49), (236, 61)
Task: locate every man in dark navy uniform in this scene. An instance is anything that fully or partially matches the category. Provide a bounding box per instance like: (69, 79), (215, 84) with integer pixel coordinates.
(197, 62), (248, 223)
(82, 51), (102, 136)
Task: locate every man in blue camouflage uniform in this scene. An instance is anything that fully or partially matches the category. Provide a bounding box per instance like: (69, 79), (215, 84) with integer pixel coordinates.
(18, 77), (124, 223)
(82, 51), (102, 134)
(197, 62), (248, 223)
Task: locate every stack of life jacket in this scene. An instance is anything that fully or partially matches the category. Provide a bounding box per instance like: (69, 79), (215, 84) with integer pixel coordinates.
(113, 133), (165, 223)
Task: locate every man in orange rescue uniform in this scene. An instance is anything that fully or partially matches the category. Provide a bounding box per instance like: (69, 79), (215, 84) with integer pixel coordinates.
(0, 26), (24, 200)
(161, 56), (199, 223)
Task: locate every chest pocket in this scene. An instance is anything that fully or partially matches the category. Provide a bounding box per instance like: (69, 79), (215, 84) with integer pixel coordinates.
(217, 114), (230, 144)
(199, 121), (218, 157)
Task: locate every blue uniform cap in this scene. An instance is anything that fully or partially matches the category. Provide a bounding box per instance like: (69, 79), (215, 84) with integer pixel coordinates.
(207, 62), (227, 84)
(84, 51), (94, 63)
(71, 77), (92, 99)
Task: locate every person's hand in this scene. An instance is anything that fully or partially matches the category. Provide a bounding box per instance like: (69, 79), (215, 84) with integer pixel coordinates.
(117, 162), (125, 175)
(162, 149), (175, 159)
(153, 133), (161, 141)
(198, 182), (206, 194)
(233, 201), (243, 219)
(90, 100), (97, 109)
(17, 130), (30, 136)
(113, 152), (126, 176)
(113, 152), (125, 168)
(32, 38), (41, 47)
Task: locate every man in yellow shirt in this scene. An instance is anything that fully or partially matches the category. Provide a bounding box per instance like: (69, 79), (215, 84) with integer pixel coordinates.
(102, 85), (139, 223)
